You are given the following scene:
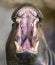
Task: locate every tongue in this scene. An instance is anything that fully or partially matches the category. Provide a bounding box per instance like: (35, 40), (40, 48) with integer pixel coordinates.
(22, 39), (30, 49)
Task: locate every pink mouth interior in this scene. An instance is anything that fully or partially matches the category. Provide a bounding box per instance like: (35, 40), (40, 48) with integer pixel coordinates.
(16, 7), (38, 50)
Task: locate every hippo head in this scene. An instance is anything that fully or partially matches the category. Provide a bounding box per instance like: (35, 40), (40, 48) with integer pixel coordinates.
(11, 4), (44, 64)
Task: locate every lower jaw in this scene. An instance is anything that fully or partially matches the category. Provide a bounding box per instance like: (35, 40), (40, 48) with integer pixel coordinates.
(15, 40), (39, 54)
(16, 51), (38, 60)
(15, 51), (38, 65)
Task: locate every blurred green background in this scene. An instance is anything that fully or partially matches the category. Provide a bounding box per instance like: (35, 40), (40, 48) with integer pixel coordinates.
(0, 0), (55, 65)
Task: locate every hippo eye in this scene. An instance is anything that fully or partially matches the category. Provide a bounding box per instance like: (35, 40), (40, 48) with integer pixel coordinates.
(16, 17), (21, 24)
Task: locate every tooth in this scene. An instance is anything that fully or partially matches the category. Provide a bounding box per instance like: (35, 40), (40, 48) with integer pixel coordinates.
(16, 17), (21, 23)
(35, 18), (39, 23)
(15, 41), (20, 51)
(34, 41), (39, 52)
(23, 13), (27, 17)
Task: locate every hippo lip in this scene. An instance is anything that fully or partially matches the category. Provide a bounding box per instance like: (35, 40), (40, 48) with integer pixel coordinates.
(14, 6), (39, 54)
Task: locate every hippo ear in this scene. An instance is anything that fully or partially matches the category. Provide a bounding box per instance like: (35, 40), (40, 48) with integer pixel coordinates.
(37, 9), (43, 23)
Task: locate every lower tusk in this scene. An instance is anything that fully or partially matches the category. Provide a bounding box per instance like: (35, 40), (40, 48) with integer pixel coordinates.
(34, 41), (39, 52)
(15, 41), (20, 51)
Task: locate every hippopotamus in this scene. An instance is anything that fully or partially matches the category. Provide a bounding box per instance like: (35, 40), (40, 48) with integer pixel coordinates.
(6, 4), (55, 65)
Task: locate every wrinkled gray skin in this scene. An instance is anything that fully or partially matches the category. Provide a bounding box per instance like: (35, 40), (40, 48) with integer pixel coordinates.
(6, 4), (55, 65)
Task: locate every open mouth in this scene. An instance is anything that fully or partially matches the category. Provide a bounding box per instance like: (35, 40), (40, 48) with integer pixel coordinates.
(14, 6), (40, 54)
